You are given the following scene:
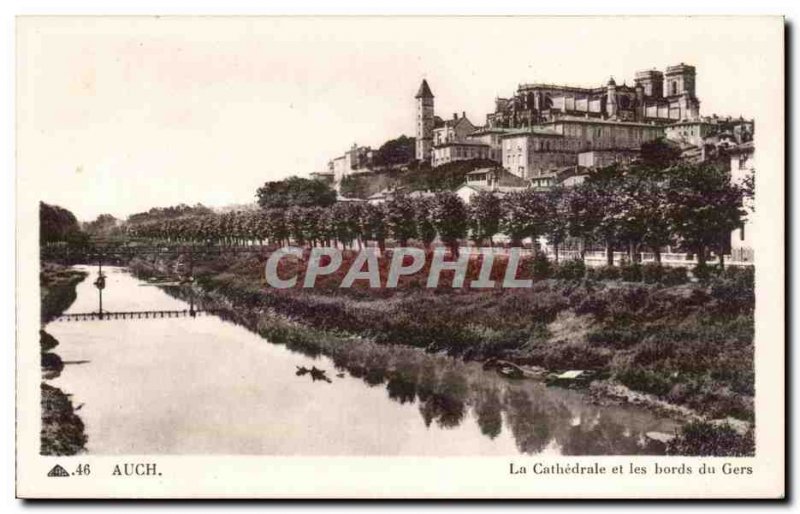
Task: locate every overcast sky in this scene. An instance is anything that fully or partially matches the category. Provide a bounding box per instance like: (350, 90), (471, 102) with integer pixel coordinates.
(17, 16), (777, 221)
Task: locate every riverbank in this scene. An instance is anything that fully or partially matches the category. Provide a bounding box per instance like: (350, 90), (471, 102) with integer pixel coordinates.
(41, 262), (88, 324)
(130, 250), (754, 455)
(40, 262), (88, 455)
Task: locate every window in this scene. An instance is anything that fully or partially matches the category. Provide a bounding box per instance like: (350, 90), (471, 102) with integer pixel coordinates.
(739, 156), (748, 170)
(740, 224), (745, 241)
(671, 81), (678, 95)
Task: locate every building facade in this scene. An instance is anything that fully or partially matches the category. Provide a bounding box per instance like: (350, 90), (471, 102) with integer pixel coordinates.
(544, 118), (664, 151)
(432, 141), (492, 167)
(500, 131), (584, 179)
(433, 113), (477, 145)
(729, 142), (755, 261)
(487, 63), (700, 129)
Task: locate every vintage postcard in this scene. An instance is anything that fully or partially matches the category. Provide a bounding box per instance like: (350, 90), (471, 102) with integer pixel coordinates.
(15, 16), (784, 499)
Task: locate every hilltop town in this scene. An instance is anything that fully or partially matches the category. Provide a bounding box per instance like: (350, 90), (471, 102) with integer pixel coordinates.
(313, 63), (755, 260)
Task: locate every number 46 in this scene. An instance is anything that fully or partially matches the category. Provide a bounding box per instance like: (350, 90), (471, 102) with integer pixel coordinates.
(74, 464), (90, 476)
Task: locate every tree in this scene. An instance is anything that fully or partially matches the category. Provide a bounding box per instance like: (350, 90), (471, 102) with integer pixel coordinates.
(665, 163), (746, 268)
(623, 167), (674, 263)
(468, 191), (502, 247)
(541, 186), (571, 263)
(372, 135), (415, 168)
(501, 190), (548, 250)
(39, 202), (85, 245)
(579, 166), (627, 265)
(286, 207), (308, 245)
(360, 203), (388, 253)
(256, 176), (337, 209)
(431, 192), (468, 257)
(640, 138), (682, 169)
(385, 193), (417, 246)
(83, 214), (120, 238)
(413, 197), (437, 250)
(330, 202), (361, 249)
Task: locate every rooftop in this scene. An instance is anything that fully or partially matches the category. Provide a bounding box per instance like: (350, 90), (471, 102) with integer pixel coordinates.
(415, 79), (434, 99)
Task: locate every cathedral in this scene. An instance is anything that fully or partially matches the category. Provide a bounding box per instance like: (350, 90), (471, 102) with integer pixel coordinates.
(413, 64), (702, 164)
(486, 63), (701, 129)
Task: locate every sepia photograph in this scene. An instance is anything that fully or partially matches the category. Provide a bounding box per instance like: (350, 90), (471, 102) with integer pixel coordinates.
(14, 14), (785, 499)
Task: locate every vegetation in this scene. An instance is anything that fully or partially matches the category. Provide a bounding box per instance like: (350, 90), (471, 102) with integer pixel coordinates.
(339, 158), (500, 199)
(40, 202), (87, 245)
(371, 135), (415, 168)
(256, 176), (337, 209)
(83, 213), (122, 238)
(40, 262), (88, 323)
(127, 203), (214, 225)
(129, 250), (754, 425)
(666, 421), (754, 456)
(41, 383), (87, 456)
(125, 162), (749, 273)
(39, 263), (88, 456)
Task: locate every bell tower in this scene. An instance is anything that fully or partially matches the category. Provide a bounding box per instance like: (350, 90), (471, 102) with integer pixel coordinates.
(415, 79), (435, 162)
(665, 63), (700, 120)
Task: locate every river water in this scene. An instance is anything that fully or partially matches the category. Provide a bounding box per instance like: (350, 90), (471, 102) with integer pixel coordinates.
(46, 265), (679, 455)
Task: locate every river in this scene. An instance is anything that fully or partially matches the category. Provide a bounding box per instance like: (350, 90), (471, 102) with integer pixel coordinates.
(46, 265), (679, 455)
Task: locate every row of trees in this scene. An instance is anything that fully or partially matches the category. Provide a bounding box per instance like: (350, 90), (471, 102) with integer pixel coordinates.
(127, 161), (749, 267)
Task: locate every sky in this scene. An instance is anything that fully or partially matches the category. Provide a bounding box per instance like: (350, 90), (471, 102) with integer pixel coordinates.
(17, 16), (778, 221)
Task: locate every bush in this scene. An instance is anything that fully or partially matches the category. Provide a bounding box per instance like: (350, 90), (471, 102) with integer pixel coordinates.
(554, 259), (586, 281)
(661, 267), (688, 286)
(692, 263), (721, 282)
(666, 421), (754, 456)
(616, 368), (673, 396)
(587, 325), (643, 349)
(531, 253), (552, 280)
(619, 262), (643, 282)
(535, 343), (611, 370)
(574, 296), (608, 319)
(721, 265), (754, 283)
(710, 270), (755, 316)
(641, 263), (663, 284)
(594, 265), (620, 281)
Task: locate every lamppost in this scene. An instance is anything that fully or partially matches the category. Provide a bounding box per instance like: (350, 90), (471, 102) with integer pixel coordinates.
(94, 256), (106, 320)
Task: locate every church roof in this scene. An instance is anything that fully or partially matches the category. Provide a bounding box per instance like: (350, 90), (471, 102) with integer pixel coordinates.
(415, 79), (434, 99)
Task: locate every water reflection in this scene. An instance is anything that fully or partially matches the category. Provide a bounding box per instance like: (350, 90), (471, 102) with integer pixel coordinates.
(161, 284), (679, 455)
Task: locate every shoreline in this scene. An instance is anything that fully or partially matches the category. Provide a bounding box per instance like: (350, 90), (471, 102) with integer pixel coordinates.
(39, 263), (88, 456)
(129, 253), (754, 455)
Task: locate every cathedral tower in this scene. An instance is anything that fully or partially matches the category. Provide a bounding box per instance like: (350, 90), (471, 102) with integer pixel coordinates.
(606, 77), (618, 119)
(415, 79), (435, 162)
(665, 63), (700, 120)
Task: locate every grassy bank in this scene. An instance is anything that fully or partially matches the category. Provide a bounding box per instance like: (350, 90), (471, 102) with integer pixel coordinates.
(39, 262), (87, 455)
(41, 383), (87, 455)
(41, 262), (87, 324)
(130, 250), (754, 425)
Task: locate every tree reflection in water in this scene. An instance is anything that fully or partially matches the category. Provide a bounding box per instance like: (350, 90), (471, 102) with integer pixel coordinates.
(473, 386), (503, 440)
(161, 286), (677, 455)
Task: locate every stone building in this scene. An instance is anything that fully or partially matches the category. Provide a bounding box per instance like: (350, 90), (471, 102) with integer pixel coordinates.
(433, 112), (477, 145)
(465, 127), (506, 162)
(455, 167), (529, 204)
(415, 79), (435, 161)
(487, 63), (700, 128)
(545, 118), (664, 151)
(578, 149), (638, 169)
(729, 141), (755, 262)
(665, 115), (754, 149)
(330, 155), (348, 183)
(500, 130), (584, 179)
(432, 141), (492, 167)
